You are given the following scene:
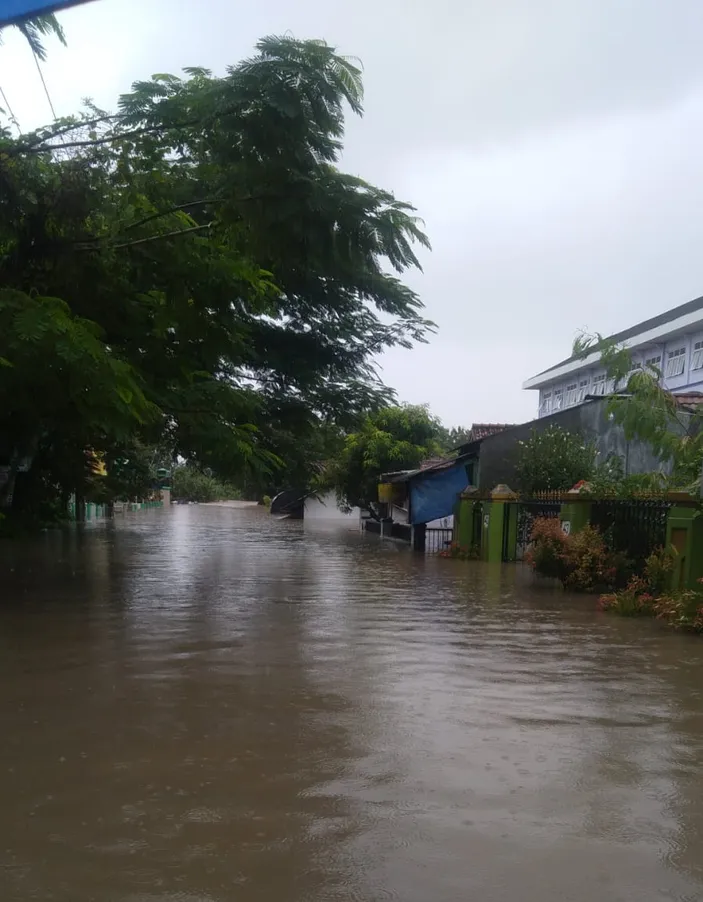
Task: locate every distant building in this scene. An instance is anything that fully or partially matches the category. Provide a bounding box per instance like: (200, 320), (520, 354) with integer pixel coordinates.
(524, 294), (703, 417)
(380, 426), (514, 526)
(304, 490), (360, 524)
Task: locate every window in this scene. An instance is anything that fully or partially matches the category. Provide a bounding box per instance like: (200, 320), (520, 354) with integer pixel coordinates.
(576, 377), (589, 402)
(553, 388), (563, 411)
(565, 383), (578, 406)
(539, 391), (552, 415)
(592, 374), (607, 396)
(691, 341), (703, 372)
(665, 347), (686, 378)
(645, 354), (661, 372)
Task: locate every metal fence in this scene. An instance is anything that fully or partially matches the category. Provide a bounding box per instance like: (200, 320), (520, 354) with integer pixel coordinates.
(590, 499), (672, 565)
(425, 527), (453, 554)
(471, 501), (483, 556)
(391, 522), (412, 543)
(516, 498), (561, 559)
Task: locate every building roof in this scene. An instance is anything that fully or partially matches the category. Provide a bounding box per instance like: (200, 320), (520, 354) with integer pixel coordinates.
(465, 423), (515, 442)
(382, 426), (515, 485)
(451, 423), (515, 453)
(382, 451), (476, 485)
(524, 293), (703, 391)
(673, 391), (703, 409)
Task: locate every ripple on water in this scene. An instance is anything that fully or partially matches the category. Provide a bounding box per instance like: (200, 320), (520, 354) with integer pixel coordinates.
(1, 507), (702, 902)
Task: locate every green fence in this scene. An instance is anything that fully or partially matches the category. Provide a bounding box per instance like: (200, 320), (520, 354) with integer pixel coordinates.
(452, 489), (703, 589)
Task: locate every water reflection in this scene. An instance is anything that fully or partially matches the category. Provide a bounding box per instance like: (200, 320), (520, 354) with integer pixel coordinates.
(0, 504), (702, 901)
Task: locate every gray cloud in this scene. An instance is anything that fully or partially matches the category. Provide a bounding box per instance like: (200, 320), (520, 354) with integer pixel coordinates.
(3, 0), (703, 425)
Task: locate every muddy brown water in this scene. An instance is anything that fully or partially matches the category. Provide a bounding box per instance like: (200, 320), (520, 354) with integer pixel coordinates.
(1, 504), (702, 901)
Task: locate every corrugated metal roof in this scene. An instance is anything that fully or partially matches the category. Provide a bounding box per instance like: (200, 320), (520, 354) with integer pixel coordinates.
(382, 452), (474, 484)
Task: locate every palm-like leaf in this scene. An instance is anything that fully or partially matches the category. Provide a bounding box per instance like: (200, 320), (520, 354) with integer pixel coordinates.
(0, 13), (66, 62)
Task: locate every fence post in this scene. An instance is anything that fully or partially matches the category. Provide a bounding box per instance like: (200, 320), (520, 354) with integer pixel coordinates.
(412, 523), (426, 552)
(483, 485), (518, 563)
(666, 506), (703, 590)
(455, 494), (475, 549)
(503, 502), (519, 562)
(560, 499), (591, 535)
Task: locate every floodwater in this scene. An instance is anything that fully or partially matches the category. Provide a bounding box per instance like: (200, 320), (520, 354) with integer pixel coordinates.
(1, 505), (703, 902)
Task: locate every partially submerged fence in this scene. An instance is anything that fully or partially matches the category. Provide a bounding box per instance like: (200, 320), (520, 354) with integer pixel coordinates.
(453, 488), (701, 581)
(515, 496), (561, 560)
(425, 527), (453, 554)
(361, 519), (451, 554)
(590, 498), (673, 567)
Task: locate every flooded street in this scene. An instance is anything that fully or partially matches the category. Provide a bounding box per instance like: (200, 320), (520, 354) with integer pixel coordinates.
(1, 504), (703, 902)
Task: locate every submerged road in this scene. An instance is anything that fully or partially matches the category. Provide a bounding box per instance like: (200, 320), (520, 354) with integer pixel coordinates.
(1, 504), (702, 901)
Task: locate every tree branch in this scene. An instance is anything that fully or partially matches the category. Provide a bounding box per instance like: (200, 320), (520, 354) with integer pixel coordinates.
(14, 114), (124, 151)
(122, 198), (225, 232)
(8, 121), (192, 156)
(78, 193), (286, 246)
(77, 221), (214, 252)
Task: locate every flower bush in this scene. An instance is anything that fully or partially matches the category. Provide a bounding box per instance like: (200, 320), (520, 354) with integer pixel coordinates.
(439, 542), (481, 561)
(524, 517), (570, 581)
(598, 548), (703, 633)
(598, 575), (657, 617)
(525, 518), (630, 592)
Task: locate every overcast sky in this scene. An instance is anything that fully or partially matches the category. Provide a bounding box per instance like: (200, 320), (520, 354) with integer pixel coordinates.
(3, 0), (703, 427)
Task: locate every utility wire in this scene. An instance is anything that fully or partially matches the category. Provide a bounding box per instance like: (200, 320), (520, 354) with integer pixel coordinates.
(30, 49), (57, 120)
(0, 83), (20, 132)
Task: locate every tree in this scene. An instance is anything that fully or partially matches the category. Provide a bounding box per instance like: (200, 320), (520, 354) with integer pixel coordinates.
(0, 13), (66, 60)
(515, 424), (596, 494)
(171, 464), (238, 503)
(0, 36), (432, 524)
(574, 333), (702, 488)
(436, 425), (473, 452)
(324, 404), (444, 512)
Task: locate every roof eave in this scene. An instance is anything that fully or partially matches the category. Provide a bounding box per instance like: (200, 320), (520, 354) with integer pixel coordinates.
(524, 307), (703, 390)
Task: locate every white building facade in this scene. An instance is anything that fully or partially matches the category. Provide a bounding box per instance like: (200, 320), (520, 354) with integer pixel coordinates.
(304, 490), (360, 524)
(524, 296), (703, 417)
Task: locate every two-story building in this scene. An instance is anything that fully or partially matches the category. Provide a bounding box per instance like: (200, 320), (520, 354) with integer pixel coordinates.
(523, 294), (703, 417)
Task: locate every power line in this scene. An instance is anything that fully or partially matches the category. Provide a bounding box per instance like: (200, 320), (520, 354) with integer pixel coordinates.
(0, 83), (20, 132)
(30, 49), (57, 120)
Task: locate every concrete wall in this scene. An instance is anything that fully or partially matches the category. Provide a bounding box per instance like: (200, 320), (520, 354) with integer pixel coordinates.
(304, 490), (360, 523)
(477, 398), (673, 491)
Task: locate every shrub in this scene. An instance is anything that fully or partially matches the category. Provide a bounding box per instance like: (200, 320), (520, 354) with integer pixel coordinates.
(515, 425), (596, 494)
(171, 466), (239, 503)
(643, 545), (676, 594)
(439, 542), (481, 561)
(599, 576), (657, 617)
(597, 547), (703, 632)
(526, 518), (629, 592)
(562, 525), (620, 592)
(651, 588), (703, 631)
(524, 518), (570, 581)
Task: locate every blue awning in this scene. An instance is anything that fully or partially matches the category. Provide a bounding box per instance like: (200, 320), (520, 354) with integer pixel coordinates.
(409, 461), (470, 525)
(0, 0), (96, 26)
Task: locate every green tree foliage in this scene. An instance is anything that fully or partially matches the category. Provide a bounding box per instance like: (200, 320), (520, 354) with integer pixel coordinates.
(575, 332), (701, 488)
(324, 404), (444, 511)
(436, 425), (473, 452)
(87, 439), (172, 504)
(0, 36), (432, 524)
(0, 12), (66, 61)
(171, 465), (238, 503)
(515, 425), (596, 494)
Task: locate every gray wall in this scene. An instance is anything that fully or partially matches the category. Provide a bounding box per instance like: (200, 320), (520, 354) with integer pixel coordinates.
(476, 398), (672, 491)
